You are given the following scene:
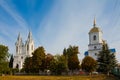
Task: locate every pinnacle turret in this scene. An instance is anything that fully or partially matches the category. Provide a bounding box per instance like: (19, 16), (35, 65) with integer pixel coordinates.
(17, 32), (22, 44)
(27, 31), (33, 41)
(17, 33), (21, 41)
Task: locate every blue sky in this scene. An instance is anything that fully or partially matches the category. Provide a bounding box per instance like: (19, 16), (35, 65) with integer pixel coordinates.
(0, 0), (120, 62)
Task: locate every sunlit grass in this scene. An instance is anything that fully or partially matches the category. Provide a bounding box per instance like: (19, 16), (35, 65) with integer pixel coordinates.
(0, 74), (119, 80)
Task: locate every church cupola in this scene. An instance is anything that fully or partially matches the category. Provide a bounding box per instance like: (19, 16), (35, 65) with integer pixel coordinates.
(89, 18), (102, 34)
(89, 18), (103, 44)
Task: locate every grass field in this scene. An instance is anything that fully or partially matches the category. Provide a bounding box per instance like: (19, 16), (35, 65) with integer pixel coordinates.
(0, 75), (119, 80)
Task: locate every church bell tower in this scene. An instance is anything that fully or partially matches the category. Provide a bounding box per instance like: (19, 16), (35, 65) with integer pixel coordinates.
(88, 18), (103, 60)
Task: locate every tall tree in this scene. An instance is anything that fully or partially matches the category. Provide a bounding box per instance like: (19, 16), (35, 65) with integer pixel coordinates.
(97, 43), (117, 75)
(32, 46), (46, 73)
(45, 53), (54, 69)
(63, 45), (80, 71)
(81, 56), (97, 74)
(63, 48), (68, 71)
(0, 44), (10, 74)
(49, 54), (66, 75)
(9, 54), (14, 68)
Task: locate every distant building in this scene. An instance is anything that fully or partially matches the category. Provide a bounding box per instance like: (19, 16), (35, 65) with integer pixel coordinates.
(84, 18), (116, 60)
(13, 31), (35, 69)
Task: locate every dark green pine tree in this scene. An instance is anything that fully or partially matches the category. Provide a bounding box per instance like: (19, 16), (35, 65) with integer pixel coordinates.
(9, 54), (14, 68)
(63, 48), (68, 71)
(97, 43), (117, 75)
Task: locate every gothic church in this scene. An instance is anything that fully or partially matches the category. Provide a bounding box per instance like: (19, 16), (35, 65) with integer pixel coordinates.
(13, 31), (34, 69)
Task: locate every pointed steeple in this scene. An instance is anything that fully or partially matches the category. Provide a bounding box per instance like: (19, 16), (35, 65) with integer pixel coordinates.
(16, 32), (23, 46)
(93, 17), (96, 27)
(17, 32), (21, 41)
(27, 31), (33, 41)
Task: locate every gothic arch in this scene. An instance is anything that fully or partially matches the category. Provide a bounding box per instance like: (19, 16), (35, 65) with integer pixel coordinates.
(16, 64), (19, 69)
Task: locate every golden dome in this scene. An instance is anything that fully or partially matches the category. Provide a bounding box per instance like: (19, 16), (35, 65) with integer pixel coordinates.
(89, 27), (101, 33)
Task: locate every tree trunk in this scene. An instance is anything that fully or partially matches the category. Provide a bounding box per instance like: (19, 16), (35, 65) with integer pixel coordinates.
(107, 71), (109, 76)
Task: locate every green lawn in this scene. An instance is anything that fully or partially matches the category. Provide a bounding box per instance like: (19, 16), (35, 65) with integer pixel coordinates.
(0, 75), (119, 80)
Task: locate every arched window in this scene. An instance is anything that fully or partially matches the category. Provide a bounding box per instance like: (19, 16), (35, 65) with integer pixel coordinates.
(94, 46), (97, 49)
(95, 53), (97, 56)
(16, 64), (19, 69)
(93, 35), (96, 40)
(21, 56), (23, 59)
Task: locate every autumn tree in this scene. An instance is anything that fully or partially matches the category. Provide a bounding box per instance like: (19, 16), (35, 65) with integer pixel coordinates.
(32, 46), (46, 73)
(45, 53), (54, 69)
(97, 43), (117, 75)
(81, 56), (97, 74)
(63, 45), (80, 71)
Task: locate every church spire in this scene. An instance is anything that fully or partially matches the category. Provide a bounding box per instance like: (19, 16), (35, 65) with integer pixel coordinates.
(27, 31), (32, 41)
(17, 32), (21, 41)
(16, 32), (23, 46)
(18, 33), (20, 40)
(93, 17), (96, 27)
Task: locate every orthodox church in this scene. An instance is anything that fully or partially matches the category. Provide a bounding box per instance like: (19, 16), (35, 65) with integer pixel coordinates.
(13, 31), (35, 69)
(84, 19), (116, 60)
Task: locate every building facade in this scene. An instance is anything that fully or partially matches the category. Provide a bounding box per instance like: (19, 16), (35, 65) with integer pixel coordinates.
(13, 31), (35, 69)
